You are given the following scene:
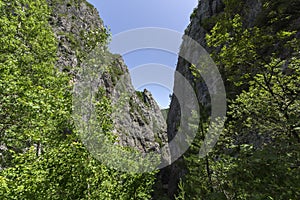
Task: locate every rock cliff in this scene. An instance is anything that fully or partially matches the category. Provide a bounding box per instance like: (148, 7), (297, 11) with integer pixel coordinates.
(47, 0), (168, 156)
(165, 0), (264, 197)
(165, 0), (225, 196)
(166, 0), (300, 198)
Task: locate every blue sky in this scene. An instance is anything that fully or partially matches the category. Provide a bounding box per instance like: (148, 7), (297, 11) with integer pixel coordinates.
(88, 0), (198, 108)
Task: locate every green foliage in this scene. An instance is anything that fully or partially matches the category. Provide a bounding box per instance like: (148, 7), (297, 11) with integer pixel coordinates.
(136, 91), (145, 102)
(257, 0), (300, 31)
(0, 0), (71, 167)
(109, 64), (126, 85)
(175, 180), (186, 200)
(189, 64), (201, 79)
(206, 12), (299, 98)
(222, 0), (245, 15)
(222, 56), (300, 199)
(190, 7), (197, 20)
(1, 139), (156, 199)
(0, 0), (157, 199)
(178, 0), (300, 199)
(95, 87), (116, 142)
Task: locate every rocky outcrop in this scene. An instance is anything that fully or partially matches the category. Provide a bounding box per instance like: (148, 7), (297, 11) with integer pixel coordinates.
(47, 0), (168, 155)
(47, 0), (105, 71)
(115, 88), (167, 152)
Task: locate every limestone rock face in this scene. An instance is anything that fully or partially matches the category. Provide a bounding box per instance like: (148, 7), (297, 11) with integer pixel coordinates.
(47, 0), (105, 70)
(47, 0), (168, 156)
(113, 88), (168, 153)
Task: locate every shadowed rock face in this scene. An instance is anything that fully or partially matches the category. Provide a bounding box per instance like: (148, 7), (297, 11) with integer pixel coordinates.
(165, 1), (225, 197)
(167, 0), (226, 148)
(165, 0), (264, 198)
(47, 0), (168, 156)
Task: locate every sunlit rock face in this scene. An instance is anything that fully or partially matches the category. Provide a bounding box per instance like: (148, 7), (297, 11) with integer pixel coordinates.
(47, 0), (168, 157)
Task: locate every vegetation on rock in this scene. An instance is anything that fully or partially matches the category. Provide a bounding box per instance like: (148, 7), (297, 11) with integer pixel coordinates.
(175, 0), (300, 199)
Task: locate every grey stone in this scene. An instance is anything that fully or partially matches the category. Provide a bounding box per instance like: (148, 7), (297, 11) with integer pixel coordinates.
(47, 0), (169, 158)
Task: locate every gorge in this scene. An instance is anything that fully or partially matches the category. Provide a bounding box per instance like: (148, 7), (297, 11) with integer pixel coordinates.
(0, 0), (299, 199)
